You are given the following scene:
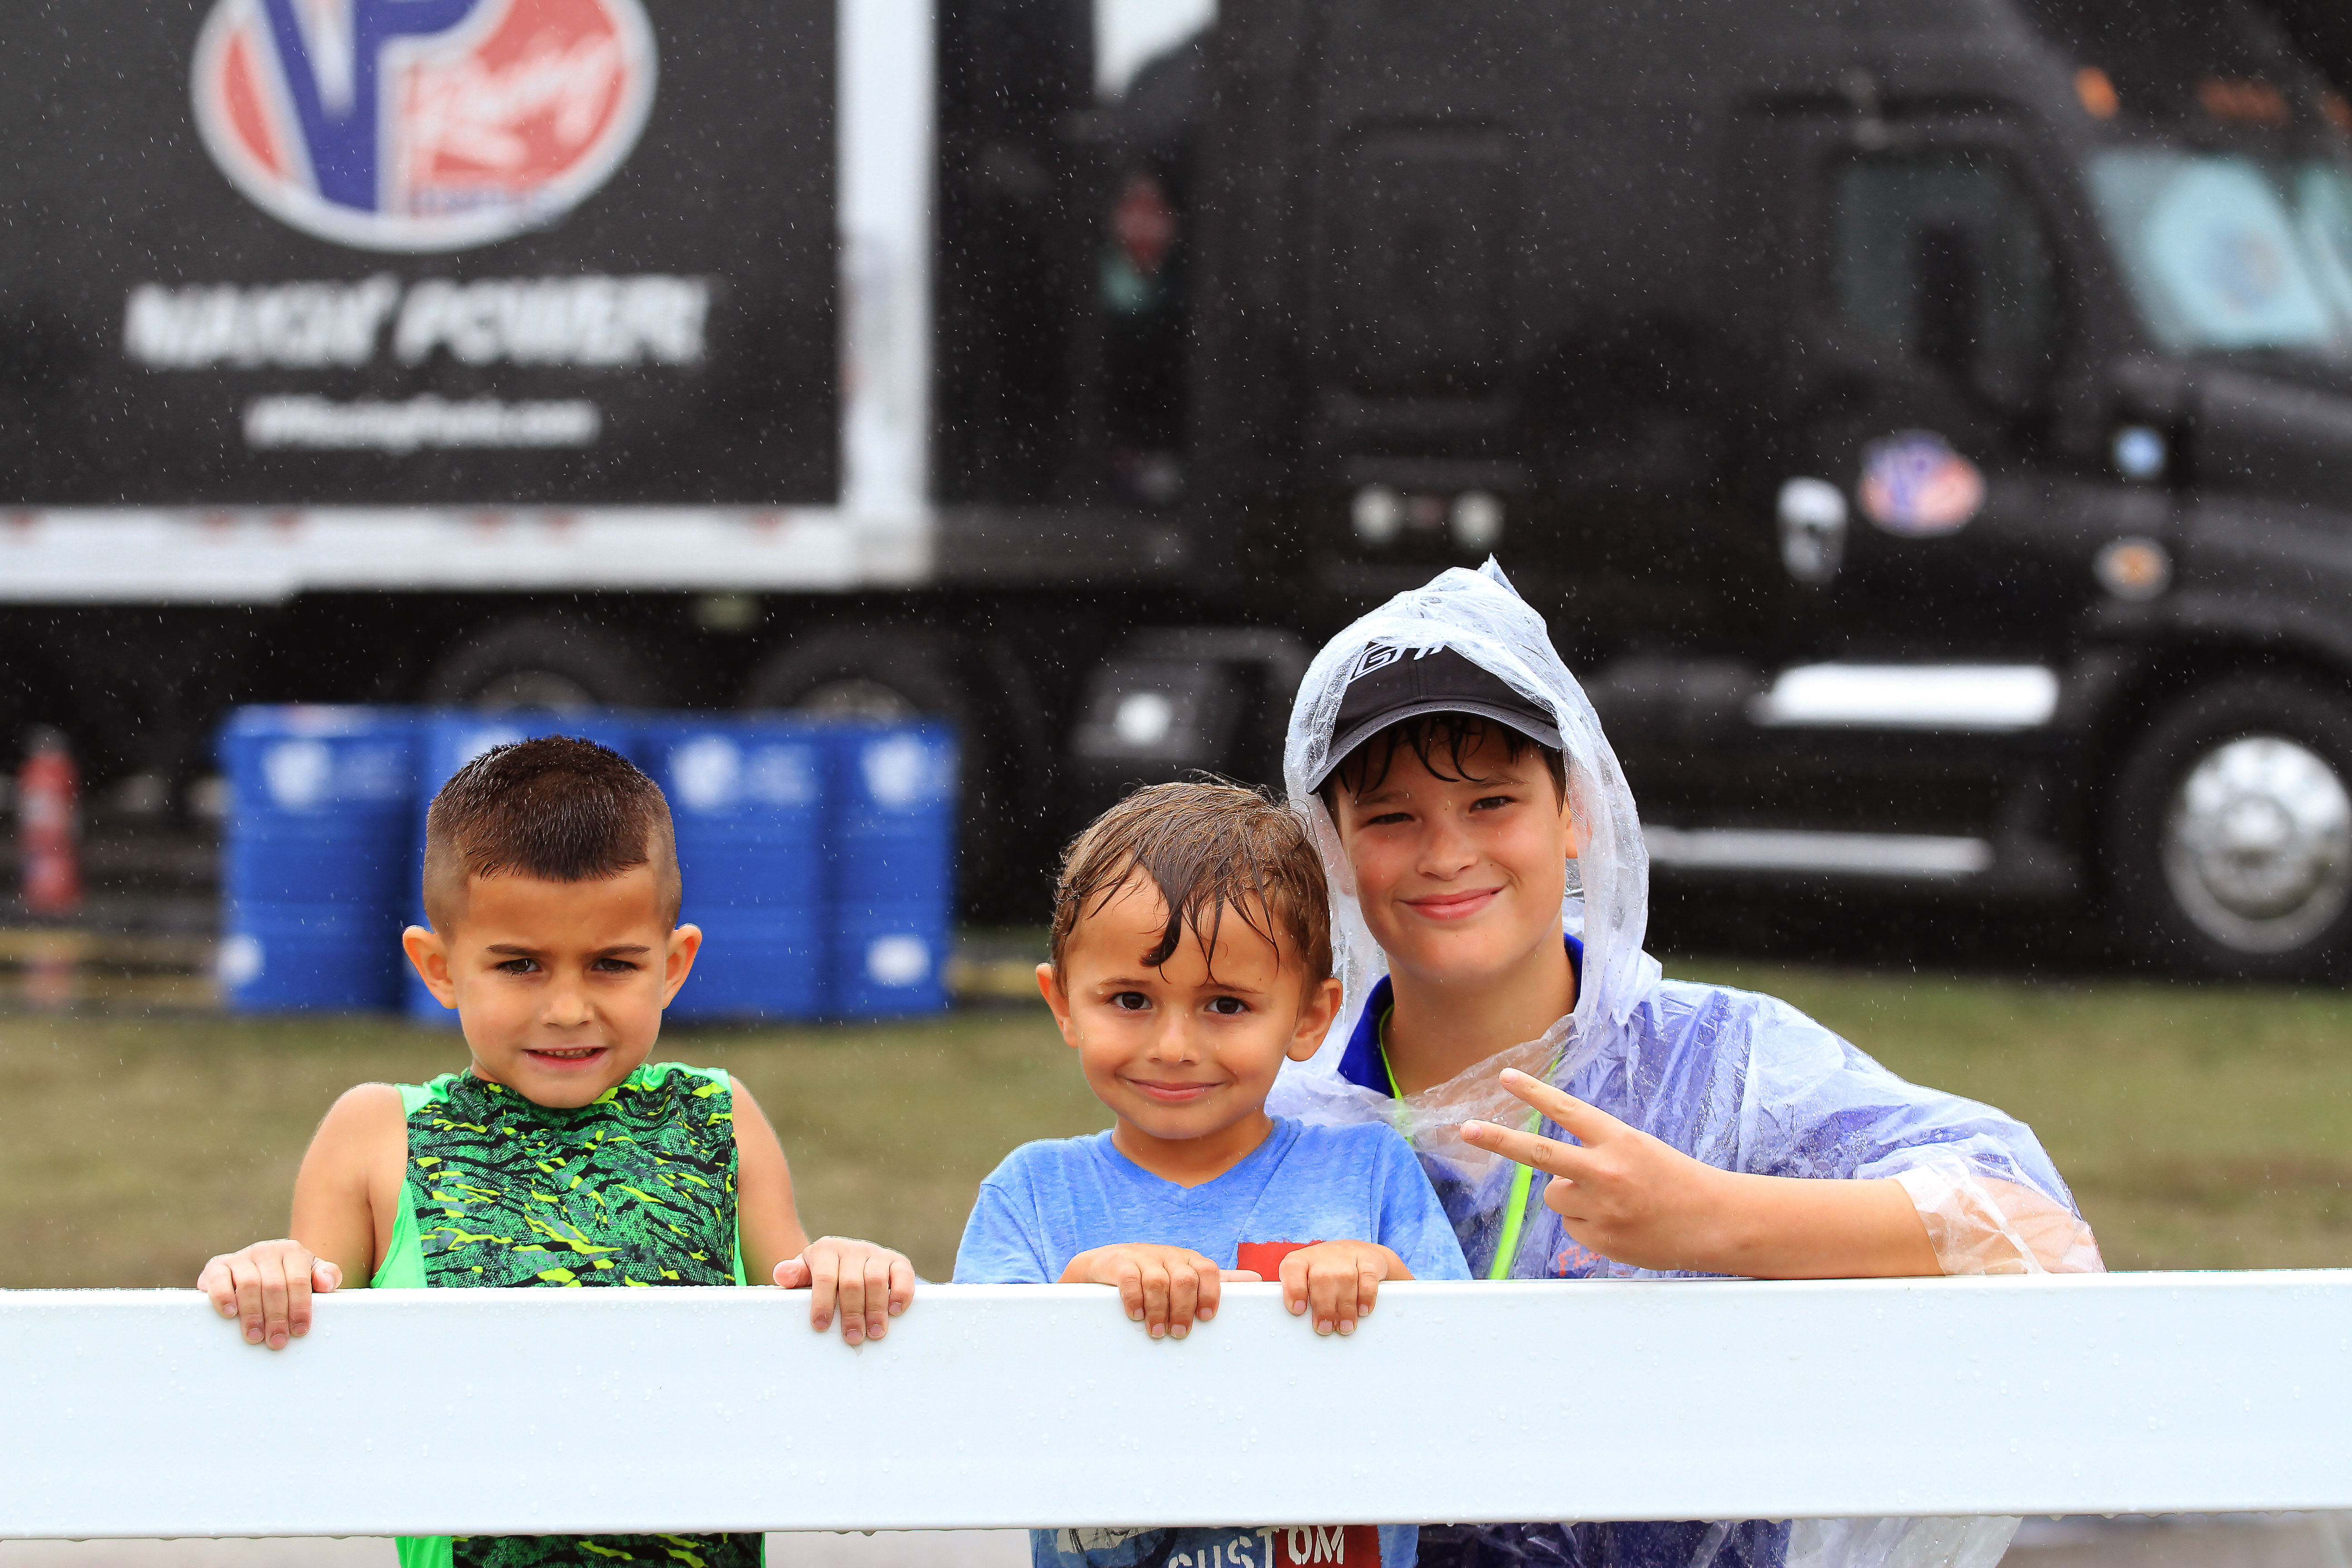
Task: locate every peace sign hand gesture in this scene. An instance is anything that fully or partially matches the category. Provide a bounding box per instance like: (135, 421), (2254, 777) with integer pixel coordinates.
(1461, 1068), (1944, 1279)
(1460, 1067), (1741, 1275)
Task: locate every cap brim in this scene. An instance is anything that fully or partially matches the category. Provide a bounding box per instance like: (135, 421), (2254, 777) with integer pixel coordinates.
(1308, 699), (1564, 791)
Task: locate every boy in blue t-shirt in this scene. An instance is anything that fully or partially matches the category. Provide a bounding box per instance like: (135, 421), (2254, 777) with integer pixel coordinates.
(956, 781), (1471, 1568)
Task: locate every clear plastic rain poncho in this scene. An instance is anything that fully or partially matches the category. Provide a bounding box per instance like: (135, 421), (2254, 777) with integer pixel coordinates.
(1267, 562), (2101, 1568)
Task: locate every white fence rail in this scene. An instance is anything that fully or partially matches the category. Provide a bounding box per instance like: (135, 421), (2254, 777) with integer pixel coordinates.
(2, 1274), (2347, 1539)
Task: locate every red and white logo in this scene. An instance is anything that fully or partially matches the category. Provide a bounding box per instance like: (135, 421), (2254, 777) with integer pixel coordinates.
(191, 0), (657, 253)
(1857, 430), (1987, 539)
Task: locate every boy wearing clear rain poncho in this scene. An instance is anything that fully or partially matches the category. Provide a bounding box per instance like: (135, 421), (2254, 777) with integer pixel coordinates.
(1268, 562), (2102, 1568)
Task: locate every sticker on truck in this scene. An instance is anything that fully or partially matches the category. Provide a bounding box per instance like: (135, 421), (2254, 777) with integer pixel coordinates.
(1857, 431), (1986, 538)
(190, 0), (658, 253)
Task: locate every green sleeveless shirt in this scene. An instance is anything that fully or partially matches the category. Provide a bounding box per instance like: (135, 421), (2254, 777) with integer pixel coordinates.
(375, 1063), (760, 1568)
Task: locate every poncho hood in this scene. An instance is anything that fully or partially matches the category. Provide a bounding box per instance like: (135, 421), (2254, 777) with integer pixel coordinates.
(1271, 560), (1662, 1175)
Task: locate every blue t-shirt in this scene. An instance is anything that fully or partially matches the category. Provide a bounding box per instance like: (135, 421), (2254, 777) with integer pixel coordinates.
(955, 1117), (1471, 1568)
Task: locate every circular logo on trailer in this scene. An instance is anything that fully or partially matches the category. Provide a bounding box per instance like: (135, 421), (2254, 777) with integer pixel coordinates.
(1858, 431), (1986, 539)
(191, 0), (657, 253)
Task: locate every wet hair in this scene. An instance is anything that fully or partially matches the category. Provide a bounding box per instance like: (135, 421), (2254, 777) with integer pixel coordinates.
(1318, 713), (1568, 812)
(421, 736), (681, 931)
(1050, 780), (1332, 992)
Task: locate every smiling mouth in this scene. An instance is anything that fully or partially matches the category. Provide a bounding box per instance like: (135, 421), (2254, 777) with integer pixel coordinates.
(1124, 1078), (1221, 1105)
(525, 1046), (608, 1064)
(1405, 887), (1503, 921)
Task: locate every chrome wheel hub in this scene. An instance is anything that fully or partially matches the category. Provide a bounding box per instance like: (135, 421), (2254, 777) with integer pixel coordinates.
(2161, 735), (2352, 954)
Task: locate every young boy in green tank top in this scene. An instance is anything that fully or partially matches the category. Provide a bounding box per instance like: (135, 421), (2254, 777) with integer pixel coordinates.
(199, 737), (916, 1568)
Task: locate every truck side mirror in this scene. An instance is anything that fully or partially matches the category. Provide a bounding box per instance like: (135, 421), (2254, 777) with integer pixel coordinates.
(1914, 223), (1980, 378)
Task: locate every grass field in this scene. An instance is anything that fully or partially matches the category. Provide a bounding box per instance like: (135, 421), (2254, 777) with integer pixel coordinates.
(1, 958), (2348, 1287)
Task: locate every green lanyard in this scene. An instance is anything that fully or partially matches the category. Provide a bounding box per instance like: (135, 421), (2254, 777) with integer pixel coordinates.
(1488, 1160), (1537, 1281)
(1379, 1012), (1540, 1282)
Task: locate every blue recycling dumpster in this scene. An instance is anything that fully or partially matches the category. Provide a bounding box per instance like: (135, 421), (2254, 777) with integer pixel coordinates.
(219, 707), (417, 1012)
(643, 716), (830, 1020)
(404, 711), (642, 1025)
(828, 723), (958, 1017)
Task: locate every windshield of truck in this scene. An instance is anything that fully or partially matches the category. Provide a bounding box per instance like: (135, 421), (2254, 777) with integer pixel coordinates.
(2087, 149), (2352, 358)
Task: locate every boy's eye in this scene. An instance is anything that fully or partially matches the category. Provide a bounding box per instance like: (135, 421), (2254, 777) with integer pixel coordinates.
(495, 957), (541, 975)
(1205, 996), (1249, 1016)
(592, 956), (639, 973)
(1108, 991), (1151, 1011)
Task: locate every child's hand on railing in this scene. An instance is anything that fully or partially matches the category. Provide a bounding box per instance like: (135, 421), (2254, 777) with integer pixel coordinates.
(1059, 1244), (1260, 1340)
(197, 1240), (343, 1351)
(1276, 1241), (1409, 1337)
(774, 1236), (917, 1346)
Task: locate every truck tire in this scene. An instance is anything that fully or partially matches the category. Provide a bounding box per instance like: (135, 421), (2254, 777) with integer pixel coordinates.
(739, 626), (967, 721)
(423, 615), (664, 711)
(741, 626), (1038, 920)
(2106, 674), (2352, 980)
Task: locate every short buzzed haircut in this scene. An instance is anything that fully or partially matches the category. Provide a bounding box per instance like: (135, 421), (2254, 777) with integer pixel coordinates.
(1050, 780), (1331, 992)
(421, 736), (681, 931)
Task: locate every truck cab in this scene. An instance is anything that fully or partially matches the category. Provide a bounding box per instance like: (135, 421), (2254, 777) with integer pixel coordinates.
(1085, 0), (2352, 977)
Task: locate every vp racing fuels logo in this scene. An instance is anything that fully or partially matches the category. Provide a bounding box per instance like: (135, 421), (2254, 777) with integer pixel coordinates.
(1857, 430), (1986, 539)
(191, 0), (657, 253)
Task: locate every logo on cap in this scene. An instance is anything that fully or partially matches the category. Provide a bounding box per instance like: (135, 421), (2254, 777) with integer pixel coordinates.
(1347, 643), (1418, 684)
(191, 0), (657, 253)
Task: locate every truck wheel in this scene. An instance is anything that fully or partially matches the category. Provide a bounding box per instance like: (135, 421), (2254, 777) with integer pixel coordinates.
(2106, 675), (2352, 980)
(740, 626), (965, 721)
(423, 615), (663, 710)
(742, 626), (1036, 922)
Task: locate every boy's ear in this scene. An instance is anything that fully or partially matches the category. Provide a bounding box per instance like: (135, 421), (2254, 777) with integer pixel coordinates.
(1286, 975), (1345, 1063)
(402, 926), (457, 1009)
(1558, 774), (1583, 859)
(661, 924), (704, 1007)
(1035, 962), (1080, 1046)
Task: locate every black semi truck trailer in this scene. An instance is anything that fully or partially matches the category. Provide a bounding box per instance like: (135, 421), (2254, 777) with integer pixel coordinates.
(10, 0), (2352, 978)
